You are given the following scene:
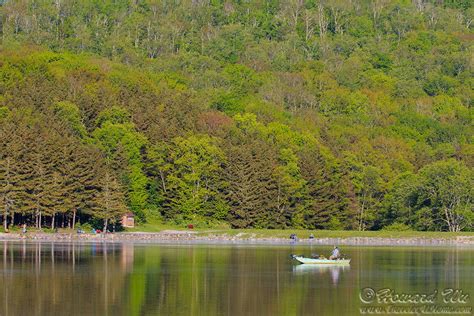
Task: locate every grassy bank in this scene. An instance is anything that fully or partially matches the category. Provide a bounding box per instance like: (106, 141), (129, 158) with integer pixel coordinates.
(196, 229), (474, 239)
(2, 226), (474, 246)
(127, 222), (474, 239)
(5, 222), (474, 240)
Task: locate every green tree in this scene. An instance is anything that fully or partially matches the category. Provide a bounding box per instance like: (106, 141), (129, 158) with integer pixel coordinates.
(224, 137), (277, 228)
(52, 101), (88, 139)
(299, 147), (349, 230)
(418, 160), (473, 232)
(92, 171), (127, 232)
(93, 107), (149, 221)
(272, 148), (306, 228)
(159, 135), (226, 223)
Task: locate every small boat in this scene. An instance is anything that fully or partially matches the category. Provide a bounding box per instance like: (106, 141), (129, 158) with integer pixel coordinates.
(290, 254), (350, 265)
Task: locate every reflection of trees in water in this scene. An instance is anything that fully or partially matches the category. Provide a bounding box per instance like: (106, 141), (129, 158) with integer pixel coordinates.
(351, 246), (471, 298)
(444, 247), (464, 289)
(0, 243), (472, 315)
(0, 241), (130, 316)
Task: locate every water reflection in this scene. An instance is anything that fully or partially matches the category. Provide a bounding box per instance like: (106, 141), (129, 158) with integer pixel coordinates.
(0, 241), (130, 316)
(293, 264), (350, 286)
(0, 242), (472, 316)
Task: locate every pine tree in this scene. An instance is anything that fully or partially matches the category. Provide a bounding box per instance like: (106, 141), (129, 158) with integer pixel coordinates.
(299, 147), (350, 229)
(55, 138), (102, 229)
(24, 131), (66, 229)
(42, 171), (67, 230)
(0, 122), (30, 230)
(92, 171), (127, 232)
(25, 133), (55, 229)
(225, 138), (277, 228)
(272, 148), (306, 228)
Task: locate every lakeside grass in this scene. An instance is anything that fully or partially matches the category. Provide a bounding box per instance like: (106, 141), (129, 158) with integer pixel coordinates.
(127, 222), (474, 239)
(196, 229), (474, 239)
(4, 222), (473, 240)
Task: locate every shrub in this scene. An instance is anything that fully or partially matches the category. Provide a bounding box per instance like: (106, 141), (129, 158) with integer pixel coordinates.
(382, 222), (412, 231)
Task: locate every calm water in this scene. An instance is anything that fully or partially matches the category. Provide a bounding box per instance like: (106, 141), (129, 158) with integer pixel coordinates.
(0, 241), (473, 315)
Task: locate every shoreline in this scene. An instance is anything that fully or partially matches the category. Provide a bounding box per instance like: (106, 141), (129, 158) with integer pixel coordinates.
(1, 231), (474, 247)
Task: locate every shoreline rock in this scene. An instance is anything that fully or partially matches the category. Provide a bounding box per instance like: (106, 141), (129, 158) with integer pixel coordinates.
(0, 232), (473, 246)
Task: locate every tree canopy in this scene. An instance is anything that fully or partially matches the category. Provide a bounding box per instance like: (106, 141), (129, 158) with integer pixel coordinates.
(0, 0), (472, 231)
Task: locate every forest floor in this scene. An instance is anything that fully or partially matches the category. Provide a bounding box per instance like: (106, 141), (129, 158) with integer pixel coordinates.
(1, 227), (474, 246)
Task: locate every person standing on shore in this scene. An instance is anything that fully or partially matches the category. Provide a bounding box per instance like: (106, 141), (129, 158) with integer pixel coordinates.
(22, 223), (27, 235)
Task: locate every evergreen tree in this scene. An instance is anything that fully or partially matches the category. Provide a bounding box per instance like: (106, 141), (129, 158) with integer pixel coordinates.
(272, 148), (306, 228)
(0, 122), (30, 230)
(92, 171), (127, 232)
(299, 148), (350, 230)
(225, 138), (278, 228)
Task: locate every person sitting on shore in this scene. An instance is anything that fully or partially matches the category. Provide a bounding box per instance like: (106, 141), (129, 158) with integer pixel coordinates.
(289, 234), (298, 242)
(329, 246), (340, 260)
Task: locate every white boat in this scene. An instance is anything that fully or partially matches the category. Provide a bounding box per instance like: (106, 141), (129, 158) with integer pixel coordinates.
(291, 254), (350, 265)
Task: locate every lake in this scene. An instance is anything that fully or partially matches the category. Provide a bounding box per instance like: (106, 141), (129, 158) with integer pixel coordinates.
(0, 241), (473, 315)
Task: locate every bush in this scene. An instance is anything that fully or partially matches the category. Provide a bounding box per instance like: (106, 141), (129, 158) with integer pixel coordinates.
(382, 222), (413, 231)
(77, 222), (93, 232)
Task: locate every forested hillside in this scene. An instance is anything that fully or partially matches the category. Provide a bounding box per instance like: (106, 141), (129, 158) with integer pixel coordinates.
(0, 0), (472, 232)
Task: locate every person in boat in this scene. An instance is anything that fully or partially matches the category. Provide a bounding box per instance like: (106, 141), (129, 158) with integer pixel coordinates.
(329, 246), (340, 260)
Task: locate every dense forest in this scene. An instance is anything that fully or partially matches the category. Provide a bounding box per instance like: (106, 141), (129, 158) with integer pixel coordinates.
(0, 0), (472, 232)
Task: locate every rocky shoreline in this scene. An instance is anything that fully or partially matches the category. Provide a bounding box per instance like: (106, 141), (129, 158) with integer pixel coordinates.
(1, 231), (473, 246)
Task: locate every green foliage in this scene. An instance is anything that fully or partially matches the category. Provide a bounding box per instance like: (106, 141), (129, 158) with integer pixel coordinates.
(93, 107), (149, 220)
(76, 222), (93, 232)
(224, 135), (278, 228)
(0, 0), (472, 231)
(222, 64), (262, 95)
(382, 223), (412, 231)
(418, 160), (473, 231)
(206, 25), (246, 63)
(272, 148), (306, 228)
(210, 91), (244, 115)
(91, 171), (127, 230)
(52, 101), (88, 138)
(348, 16), (374, 38)
(384, 160), (473, 232)
(424, 72), (458, 96)
(0, 106), (9, 119)
(153, 135), (226, 222)
(96, 106), (132, 127)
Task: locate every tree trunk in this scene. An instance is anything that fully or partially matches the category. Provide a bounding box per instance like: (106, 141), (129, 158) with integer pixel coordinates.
(39, 211), (42, 230)
(160, 171), (167, 193)
(72, 209), (76, 230)
(103, 218), (108, 234)
(51, 214), (55, 230)
(3, 206), (8, 231)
